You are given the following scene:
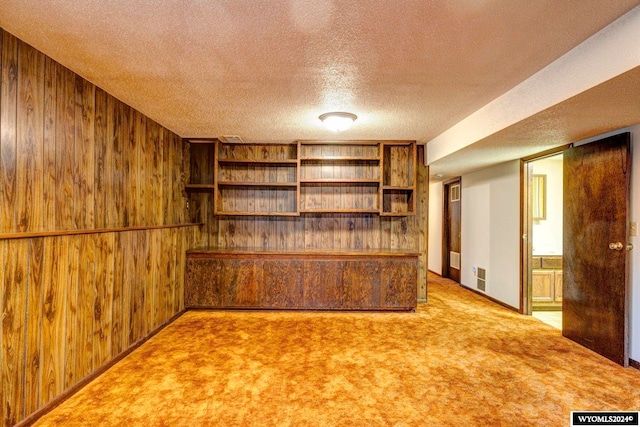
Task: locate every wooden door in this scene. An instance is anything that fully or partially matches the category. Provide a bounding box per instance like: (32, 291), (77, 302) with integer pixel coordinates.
(563, 132), (630, 366)
(443, 179), (462, 283)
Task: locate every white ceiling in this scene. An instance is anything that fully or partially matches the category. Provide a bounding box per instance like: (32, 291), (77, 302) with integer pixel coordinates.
(1, 1), (639, 176)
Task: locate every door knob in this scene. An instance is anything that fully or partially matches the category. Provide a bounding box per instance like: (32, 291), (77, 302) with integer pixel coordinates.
(609, 242), (624, 251)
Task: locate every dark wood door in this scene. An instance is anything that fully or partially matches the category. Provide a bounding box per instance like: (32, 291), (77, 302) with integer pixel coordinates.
(443, 179), (461, 283)
(563, 132), (630, 366)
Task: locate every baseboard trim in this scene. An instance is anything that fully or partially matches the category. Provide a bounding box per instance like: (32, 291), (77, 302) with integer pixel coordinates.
(427, 269), (442, 277)
(459, 284), (519, 312)
(17, 309), (186, 427)
(630, 358), (640, 370)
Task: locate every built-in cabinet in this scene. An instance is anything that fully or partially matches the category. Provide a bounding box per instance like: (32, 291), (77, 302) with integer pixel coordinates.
(185, 139), (417, 217)
(532, 256), (563, 309)
(185, 248), (419, 310)
(184, 138), (425, 311)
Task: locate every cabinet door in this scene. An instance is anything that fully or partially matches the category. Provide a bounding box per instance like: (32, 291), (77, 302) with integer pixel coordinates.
(303, 260), (343, 308)
(532, 270), (555, 302)
(342, 260), (381, 309)
(262, 260), (304, 308)
(224, 259), (260, 307)
(184, 258), (225, 307)
(554, 269), (563, 302)
(381, 259), (417, 308)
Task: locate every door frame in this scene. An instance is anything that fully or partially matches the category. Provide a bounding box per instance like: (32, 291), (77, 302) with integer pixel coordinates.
(520, 145), (571, 315)
(442, 177), (461, 281)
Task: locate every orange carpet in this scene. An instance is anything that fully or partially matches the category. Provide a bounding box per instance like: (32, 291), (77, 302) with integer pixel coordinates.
(35, 276), (640, 426)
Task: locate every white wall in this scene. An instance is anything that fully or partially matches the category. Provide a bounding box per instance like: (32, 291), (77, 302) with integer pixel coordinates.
(428, 182), (443, 274)
(531, 156), (563, 255)
(426, 125), (640, 362)
(460, 160), (521, 309)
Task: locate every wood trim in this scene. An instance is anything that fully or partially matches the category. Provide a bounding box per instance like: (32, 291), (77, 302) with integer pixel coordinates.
(441, 177), (461, 280)
(459, 284), (519, 312)
(630, 358), (640, 370)
(16, 309), (187, 427)
(184, 138), (219, 144)
(298, 140), (415, 145)
(519, 159), (528, 315)
(520, 145), (568, 316)
(521, 144), (571, 162)
(187, 247), (421, 257)
(0, 223), (201, 240)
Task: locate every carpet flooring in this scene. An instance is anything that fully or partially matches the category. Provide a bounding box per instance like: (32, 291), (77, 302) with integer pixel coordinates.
(35, 275), (640, 426)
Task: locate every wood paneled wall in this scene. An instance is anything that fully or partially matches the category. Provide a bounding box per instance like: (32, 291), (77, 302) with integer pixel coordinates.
(188, 147), (429, 299)
(0, 29), (192, 426)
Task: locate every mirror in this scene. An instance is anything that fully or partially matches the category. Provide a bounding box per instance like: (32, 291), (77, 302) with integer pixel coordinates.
(532, 174), (546, 220)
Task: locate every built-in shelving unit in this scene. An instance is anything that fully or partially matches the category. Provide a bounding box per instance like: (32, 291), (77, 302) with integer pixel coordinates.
(215, 141), (299, 216)
(381, 141), (417, 216)
(298, 140), (382, 214)
(185, 138), (217, 192)
(184, 139), (417, 217)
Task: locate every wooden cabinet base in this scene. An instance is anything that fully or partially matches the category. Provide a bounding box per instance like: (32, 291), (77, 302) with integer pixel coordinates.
(185, 249), (418, 311)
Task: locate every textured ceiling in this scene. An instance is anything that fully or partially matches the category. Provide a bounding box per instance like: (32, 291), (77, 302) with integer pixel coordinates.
(428, 66), (640, 181)
(1, 0), (638, 148)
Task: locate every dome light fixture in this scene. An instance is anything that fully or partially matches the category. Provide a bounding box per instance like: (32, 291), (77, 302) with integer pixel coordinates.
(319, 111), (357, 132)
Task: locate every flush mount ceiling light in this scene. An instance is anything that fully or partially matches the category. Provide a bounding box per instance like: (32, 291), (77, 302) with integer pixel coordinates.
(319, 112), (357, 132)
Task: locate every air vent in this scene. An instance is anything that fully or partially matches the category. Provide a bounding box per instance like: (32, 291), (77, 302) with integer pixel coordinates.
(450, 184), (460, 202)
(477, 267), (486, 291)
(220, 135), (244, 143)
(450, 251), (460, 269)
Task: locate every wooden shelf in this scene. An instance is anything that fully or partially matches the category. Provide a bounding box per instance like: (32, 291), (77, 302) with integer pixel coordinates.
(215, 211), (300, 217)
(300, 179), (379, 184)
(186, 139), (417, 217)
(218, 181), (297, 187)
(300, 156), (380, 162)
(218, 158), (298, 164)
(300, 209), (380, 214)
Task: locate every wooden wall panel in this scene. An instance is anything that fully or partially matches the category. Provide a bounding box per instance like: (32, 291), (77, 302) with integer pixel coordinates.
(43, 57), (57, 231)
(55, 64), (76, 230)
(93, 233), (114, 369)
(74, 77), (95, 230)
(63, 236), (80, 389)
(111, 232), (125, 357)
(25, 238), (44, 415)
(16, 43), (44, 232)
(93, 88), (108, 229)
(0, 29), (193, 426)
(1, 32), (18, 233)
(76, 234), (96, 381)
(416, 148), (428, 300)
(2, 240), (28, 425)
(40, 237), (66, 406)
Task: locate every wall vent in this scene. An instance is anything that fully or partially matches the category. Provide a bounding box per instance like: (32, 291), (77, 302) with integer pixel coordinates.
(449, 251), (460, 269)
(450, 184), (461, 202)
(477, 267), (486, 291)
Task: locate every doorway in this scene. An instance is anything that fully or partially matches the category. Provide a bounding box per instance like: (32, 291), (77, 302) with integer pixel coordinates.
(521, 133), (631, 366)
(527, 154), (564, 328)
(442, 178), (461, 283)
